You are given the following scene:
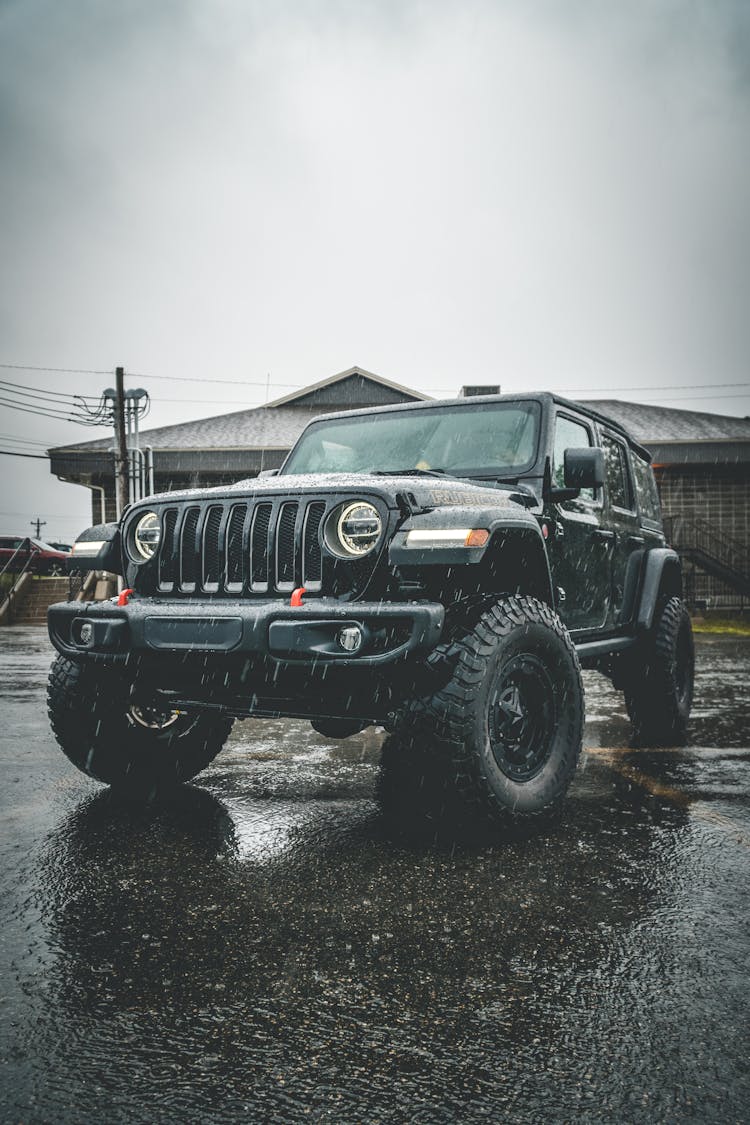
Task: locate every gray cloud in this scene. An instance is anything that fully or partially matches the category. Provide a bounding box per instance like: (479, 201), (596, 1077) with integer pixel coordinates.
(0, 0), (748, 535)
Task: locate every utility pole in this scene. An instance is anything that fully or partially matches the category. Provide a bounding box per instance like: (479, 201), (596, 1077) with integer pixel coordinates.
(113, 366), (129, 518)
(30, 517), (46, 539)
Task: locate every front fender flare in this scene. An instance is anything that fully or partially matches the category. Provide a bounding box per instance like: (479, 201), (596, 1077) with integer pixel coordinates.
(390, 512), (554, 606)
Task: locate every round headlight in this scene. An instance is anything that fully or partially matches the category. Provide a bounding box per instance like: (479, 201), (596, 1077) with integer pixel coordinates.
(330, 501), (382, 557)
(133, 511), (161, 561)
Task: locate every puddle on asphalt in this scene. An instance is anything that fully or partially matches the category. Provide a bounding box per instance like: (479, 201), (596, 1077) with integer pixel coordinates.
(1, 630), (749, 1121)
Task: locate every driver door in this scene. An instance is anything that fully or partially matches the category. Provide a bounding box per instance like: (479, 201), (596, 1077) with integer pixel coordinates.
(547, 412), (612, 633)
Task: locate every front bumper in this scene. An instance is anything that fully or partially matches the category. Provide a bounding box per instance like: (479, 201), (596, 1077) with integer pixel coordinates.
(47, 597), (445, 667)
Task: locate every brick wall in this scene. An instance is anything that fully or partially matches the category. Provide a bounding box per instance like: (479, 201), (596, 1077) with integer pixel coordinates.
(654, 465), (750, 608)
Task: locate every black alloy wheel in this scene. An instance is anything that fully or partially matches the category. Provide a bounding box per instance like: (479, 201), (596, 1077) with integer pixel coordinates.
(489, 654), (557, 782)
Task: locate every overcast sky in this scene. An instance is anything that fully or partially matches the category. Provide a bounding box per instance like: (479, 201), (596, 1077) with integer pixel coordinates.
(1, 0), (749, 540)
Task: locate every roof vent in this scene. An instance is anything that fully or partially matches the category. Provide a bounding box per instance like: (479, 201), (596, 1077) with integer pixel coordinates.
(459, 385), (501, 397)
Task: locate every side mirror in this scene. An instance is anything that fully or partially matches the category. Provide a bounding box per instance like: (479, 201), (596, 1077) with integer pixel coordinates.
(564, 447), (604, 490)
(549, 447), (605, 502)
(258, 468), (279, 478)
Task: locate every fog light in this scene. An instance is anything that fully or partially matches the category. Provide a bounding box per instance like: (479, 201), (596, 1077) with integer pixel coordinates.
(337, 625), (363, 653)
(79, 622), (94, 645)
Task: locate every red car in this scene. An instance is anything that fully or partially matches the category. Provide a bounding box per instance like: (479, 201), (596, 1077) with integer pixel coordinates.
(0, 536), (69, 576)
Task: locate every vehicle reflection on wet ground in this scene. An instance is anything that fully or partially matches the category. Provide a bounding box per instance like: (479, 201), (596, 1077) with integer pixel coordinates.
(0, 628), (748, 1122)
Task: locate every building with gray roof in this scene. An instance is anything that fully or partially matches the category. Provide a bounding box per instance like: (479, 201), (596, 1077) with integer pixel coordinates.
(49, 367), (428, 520)
(49, 367), (749, 608)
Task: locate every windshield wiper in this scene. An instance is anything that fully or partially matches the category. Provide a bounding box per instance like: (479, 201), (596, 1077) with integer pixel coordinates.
(370, 468), (450, 478)
(467, 474), (521, 484)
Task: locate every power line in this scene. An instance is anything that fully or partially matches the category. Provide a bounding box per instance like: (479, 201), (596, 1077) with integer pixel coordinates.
(575, 392), (749, 404)
(138, 374), (748, 394)
(0, 513), (92, 519)
(0, 398), (83, 422)
(8, 384), (746, 413)
(0, 396), (117, 426)
(0, 360), (747, 397)
(131, 389), (750, 412)
(0, 449), (49, 460)
(0, 362), (111, 375)
(0, 378), (100, 403)
(0, 378), (142, 431)
(555, 382), (748, 393)
(0, 386), (100, 410)
(0, 362), (298, 387)
(0, 397), (78, 418)
(0, 441), (55, 452)
(0, 433), (53, 447)
(131, 372), (301, 387)
(141, 388), (750, 408)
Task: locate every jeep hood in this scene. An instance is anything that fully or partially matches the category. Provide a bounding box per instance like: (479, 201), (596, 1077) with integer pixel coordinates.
(138, 472), (533, 514)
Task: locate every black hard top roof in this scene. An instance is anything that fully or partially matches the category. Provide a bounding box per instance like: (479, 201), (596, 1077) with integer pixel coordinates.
(303, 391), (653, 461)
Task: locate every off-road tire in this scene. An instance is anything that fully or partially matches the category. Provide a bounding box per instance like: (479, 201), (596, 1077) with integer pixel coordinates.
(47, 655), (233, 796)
(624, 596), (694, 746)
(396, 596), (584, 827)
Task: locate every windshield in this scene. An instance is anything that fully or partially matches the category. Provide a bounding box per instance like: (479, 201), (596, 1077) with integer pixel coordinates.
(282, 400), (541, 479)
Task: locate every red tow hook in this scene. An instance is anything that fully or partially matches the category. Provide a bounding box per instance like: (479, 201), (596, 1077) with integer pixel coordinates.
(117, 588), (134, 606)
(290, 587), (307, 607)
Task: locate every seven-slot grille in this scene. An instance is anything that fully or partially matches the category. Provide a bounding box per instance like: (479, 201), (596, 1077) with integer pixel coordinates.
(156, 499), (330, 595)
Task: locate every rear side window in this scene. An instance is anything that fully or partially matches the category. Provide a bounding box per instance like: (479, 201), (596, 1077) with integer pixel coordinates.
(553, 414), (596, 502)
(602, 435), (634, 510)
(631, 452), (661, 525)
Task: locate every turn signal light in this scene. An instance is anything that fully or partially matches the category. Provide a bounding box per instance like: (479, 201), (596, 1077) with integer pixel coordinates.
(405, 528), (490, 547)
(465, 529), (490, 547)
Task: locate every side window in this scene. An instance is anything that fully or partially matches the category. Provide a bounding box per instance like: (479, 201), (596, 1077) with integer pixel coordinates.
(602, 435), (633, 510)
(553, 415), (595, 502)
(631, 452), (661, 525)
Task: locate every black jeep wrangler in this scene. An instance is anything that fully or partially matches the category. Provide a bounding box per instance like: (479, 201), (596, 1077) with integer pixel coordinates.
(48, 392), (694, 824)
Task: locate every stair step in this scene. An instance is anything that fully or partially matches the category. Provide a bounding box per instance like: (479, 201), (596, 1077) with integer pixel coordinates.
(3, 572), (108, 628)
(24, 598), (69, 604)
(1, 574), (74, 627)
(18, 598), (68, 607)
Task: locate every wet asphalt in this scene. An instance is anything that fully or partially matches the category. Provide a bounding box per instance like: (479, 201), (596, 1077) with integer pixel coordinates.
(0, 628), (749, 1124)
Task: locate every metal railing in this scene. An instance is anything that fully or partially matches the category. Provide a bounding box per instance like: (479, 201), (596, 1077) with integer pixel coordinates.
(0, 537), (40, 581)
(68, 570), (99, 602)
(663, 514), (749, 600)
(663, 516), (748, 578)
(0, 539), (42, 624)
